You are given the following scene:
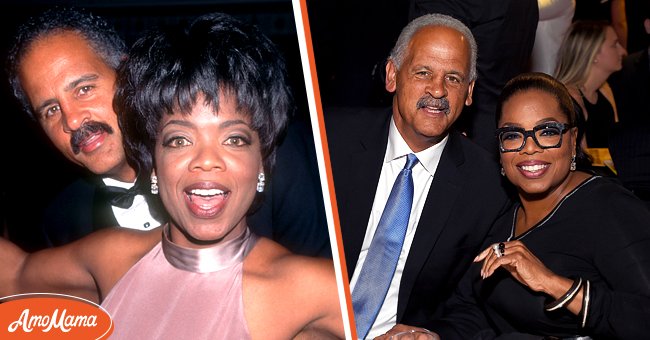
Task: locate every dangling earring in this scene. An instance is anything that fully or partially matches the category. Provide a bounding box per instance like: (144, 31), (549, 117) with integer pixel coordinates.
(151, 175), (159, 195)
(256, 173), (265, 193)
(570, 155), (576, 171)
(500, 167), (505, 176)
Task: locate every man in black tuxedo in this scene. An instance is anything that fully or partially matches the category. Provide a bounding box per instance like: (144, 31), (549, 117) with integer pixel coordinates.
(325, 14), (511, 338)
(6, 6), (330, 257)
(6, 7), (163, 247)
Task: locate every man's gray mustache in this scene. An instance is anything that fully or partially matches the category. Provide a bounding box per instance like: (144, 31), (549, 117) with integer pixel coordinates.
(416, 96), (450, 114)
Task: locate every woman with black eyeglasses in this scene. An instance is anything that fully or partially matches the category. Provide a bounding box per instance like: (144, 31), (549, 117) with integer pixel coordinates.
(409, 73), (650, 340)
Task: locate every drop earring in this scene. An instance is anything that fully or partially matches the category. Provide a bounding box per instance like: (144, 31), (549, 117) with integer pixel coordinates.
(151, 175), (159, 195)
(570, 155), (576, 171)
(500, 167), (505, 176)
(256, 173), (265, 193)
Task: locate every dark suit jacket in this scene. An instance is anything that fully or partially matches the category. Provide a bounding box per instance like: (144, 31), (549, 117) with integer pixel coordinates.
(40, 176), (164, 247)
(325, 107), (512, 327)
(41, 176), (118, 247)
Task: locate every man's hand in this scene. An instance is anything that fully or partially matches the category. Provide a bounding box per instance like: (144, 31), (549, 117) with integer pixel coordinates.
(373, 324), (440, 339)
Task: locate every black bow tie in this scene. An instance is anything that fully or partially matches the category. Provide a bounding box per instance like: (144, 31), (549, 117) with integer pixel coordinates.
(102, 186), (140, 209)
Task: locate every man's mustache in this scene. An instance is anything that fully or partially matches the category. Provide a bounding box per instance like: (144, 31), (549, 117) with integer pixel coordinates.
(70, 121), (114, 154)
(416, 95), (450, 114)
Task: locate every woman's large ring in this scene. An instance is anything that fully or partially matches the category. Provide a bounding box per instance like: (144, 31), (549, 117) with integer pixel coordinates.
(492, 244), (503, 258)
(498, 242), (506, 256)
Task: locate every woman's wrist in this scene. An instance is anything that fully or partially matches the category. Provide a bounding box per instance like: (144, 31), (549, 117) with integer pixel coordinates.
(540, 273), (574, 298)
(544, 277), (583, 311)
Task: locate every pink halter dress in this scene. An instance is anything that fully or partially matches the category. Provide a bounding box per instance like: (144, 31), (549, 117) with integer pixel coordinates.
(101, 226), (258, 339)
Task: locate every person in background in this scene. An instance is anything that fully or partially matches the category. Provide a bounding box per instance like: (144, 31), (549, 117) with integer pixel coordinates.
(326, 13), (511, 339)
(609, 2), (650, 126)
(555, 21), (627, 151)
(0, 12), (344, 339)
(607, 2), (650, 205)
(409, 0), (539, 157)
(6, 6), (330, 257)
(381, 72), (650, 340)
(530, 0), (576, 75)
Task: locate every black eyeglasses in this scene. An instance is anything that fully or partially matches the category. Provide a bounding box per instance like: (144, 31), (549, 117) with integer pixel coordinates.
(495, 122), (572, 153)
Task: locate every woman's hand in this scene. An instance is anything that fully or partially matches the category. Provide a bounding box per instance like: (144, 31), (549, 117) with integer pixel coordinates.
(474, 240), (555, 292)
(474, 240), (585, 315)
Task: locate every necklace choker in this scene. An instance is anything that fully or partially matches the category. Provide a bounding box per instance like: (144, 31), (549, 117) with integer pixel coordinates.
(162, 224), (257, 273)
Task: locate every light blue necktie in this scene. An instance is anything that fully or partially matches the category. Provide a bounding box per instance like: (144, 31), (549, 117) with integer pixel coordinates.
(352, 153), (418, 339)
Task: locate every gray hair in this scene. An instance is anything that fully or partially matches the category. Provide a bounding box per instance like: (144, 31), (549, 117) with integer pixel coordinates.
(389, 13), (477, 81)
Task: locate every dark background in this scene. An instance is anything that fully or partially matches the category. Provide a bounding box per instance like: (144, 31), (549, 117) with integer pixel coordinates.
(305, 0), (409, 108)
(0, 0), (310, 251)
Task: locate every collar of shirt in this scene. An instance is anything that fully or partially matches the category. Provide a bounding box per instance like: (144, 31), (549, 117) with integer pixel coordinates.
(102, 177), (162, 230)
(102, 177), (135, 190)
(385, 117), (448, 175)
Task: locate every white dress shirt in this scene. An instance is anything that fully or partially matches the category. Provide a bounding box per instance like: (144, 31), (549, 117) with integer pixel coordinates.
(103, 178), (163, 230)
(349, 117), (447, 339)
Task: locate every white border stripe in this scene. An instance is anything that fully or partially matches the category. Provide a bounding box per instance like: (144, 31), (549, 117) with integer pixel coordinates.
(290, 1), (352, 338)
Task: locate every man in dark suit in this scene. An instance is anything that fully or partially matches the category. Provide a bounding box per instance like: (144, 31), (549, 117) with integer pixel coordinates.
(409, 0), (538, 158)
(6, 6), (330, 257)
(608, 3), (650, 206)
(325, 14), (511, 338)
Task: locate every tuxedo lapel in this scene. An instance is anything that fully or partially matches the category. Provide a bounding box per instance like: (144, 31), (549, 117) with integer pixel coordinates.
(396, 132), (466, 319)
(93, 180), (120, 230)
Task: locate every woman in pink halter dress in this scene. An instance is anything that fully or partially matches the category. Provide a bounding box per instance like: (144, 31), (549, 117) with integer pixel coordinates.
(0, 12), (344, 339)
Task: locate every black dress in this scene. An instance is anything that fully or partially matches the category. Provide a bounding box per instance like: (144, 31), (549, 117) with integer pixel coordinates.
(581, 90), (616, 148)
(431, 176), (650, 339)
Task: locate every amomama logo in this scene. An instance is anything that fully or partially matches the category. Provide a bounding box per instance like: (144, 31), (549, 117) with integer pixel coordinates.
(0, 293), (113, 339)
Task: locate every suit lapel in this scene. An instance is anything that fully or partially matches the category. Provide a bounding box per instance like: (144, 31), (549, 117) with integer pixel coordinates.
(93, 179), (120, 230)
(396, 131), (466, 319)
(341, 109), (392, 276)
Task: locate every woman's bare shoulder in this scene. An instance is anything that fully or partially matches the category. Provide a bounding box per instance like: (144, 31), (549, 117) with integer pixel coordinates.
(76, 227), (163, 292)
(245, 237), (334, 280)
(243, 237), (343, 339)
(77, 227), (162, 261)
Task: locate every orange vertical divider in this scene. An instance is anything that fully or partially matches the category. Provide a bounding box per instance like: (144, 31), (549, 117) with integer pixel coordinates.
(296, 0), (357, 338)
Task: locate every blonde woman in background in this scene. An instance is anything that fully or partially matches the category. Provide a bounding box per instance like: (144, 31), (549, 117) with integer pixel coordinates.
(555, 21), (626, 151)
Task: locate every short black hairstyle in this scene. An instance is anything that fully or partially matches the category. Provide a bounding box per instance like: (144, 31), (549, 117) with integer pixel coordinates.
(116, 12), (292, 196)
(6, 6), (127, 120)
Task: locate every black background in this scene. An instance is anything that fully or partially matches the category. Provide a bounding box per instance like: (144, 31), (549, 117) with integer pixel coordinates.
(305, 0), (408, 108)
